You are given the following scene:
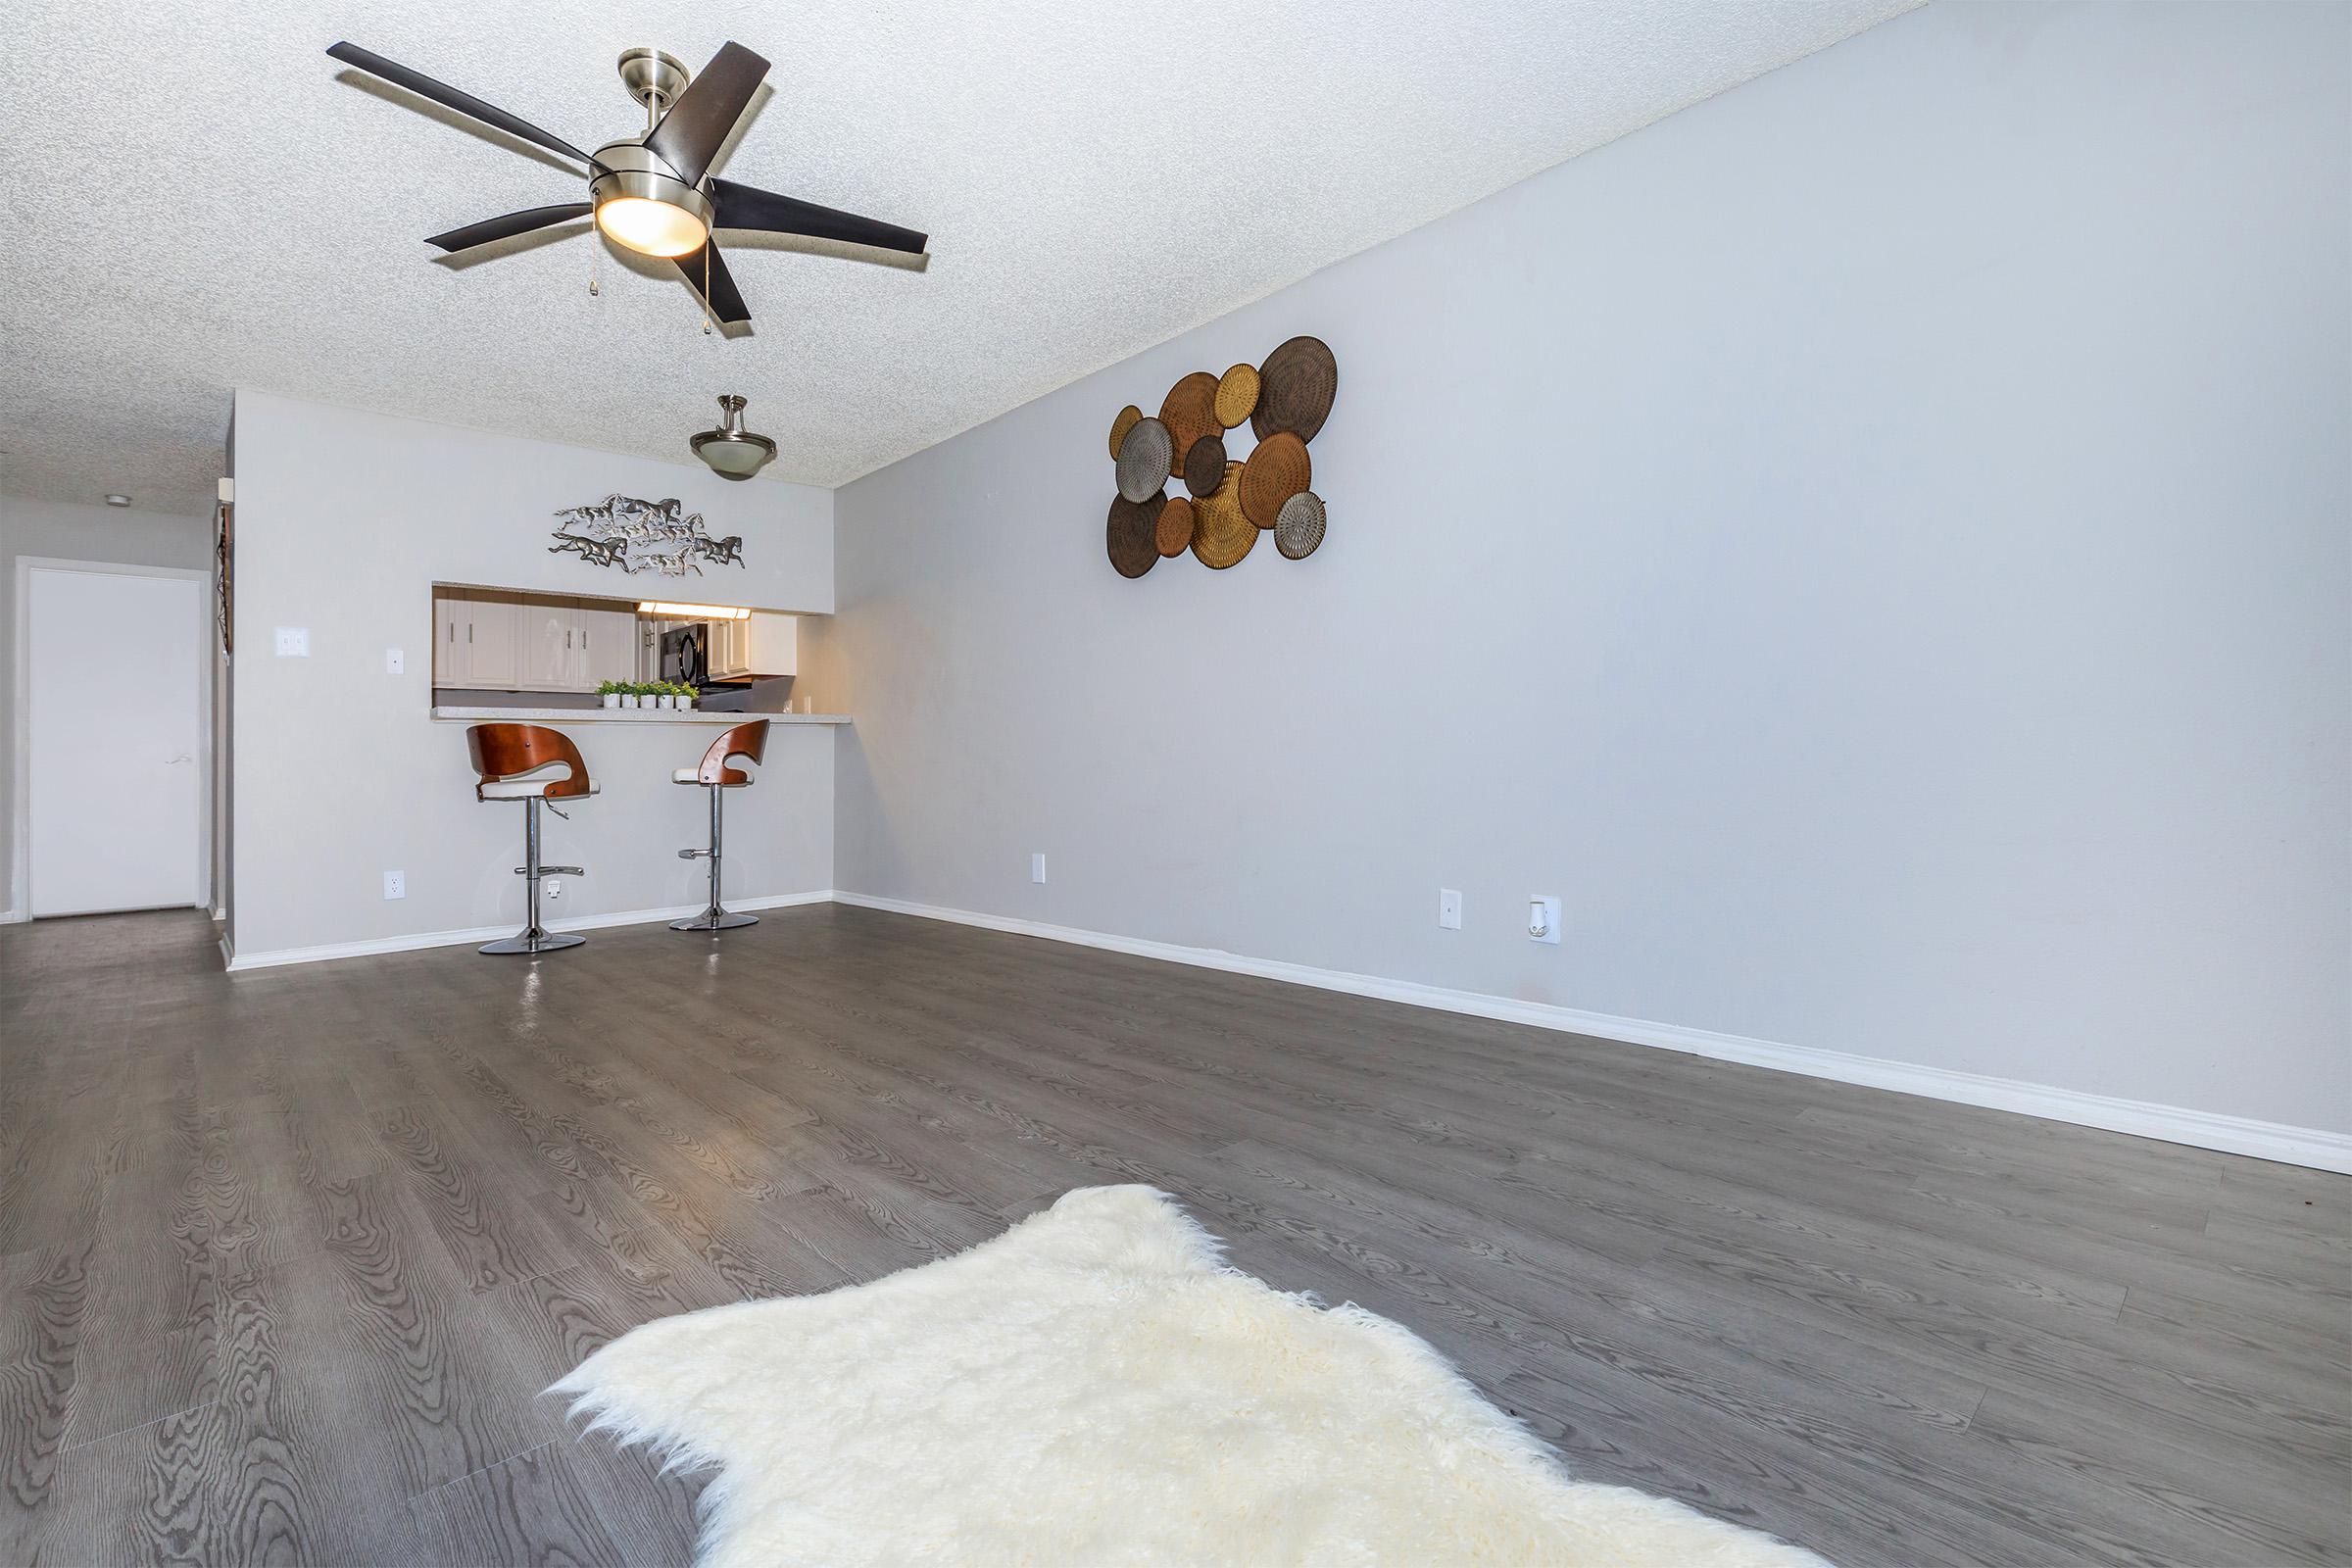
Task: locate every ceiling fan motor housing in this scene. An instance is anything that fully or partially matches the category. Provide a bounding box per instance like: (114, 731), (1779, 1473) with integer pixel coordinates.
(589, 140), (714, 257)
(591, 142), (714, 220)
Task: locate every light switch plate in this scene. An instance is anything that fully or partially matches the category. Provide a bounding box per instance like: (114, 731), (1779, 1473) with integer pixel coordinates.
(1031, 853), (1048, 885)
(385, 648), (405, 675)
(1438, 889), (1462, 929)
(273, 626), (309, 657)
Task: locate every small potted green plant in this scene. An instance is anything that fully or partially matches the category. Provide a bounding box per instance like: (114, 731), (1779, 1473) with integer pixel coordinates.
(597, 679), (623, 710)
(675, 681), (698, 711)
(628, 680), (654, 710)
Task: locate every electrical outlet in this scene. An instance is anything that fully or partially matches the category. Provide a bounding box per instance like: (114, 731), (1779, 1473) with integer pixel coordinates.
(273, 626), (310, 657)
(385, 647), (405, 675)
(1438, 888), (1462, 929)
(1031, 853), (1047, 885)
(545, 878), (564, 901)
(1529, 895), (1561, 945)
(382, 870), (404, 901)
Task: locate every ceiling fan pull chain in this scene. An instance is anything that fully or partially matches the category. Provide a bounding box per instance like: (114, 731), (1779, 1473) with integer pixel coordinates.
(588, 239), (601, 297)
(702, 246), (713, 334)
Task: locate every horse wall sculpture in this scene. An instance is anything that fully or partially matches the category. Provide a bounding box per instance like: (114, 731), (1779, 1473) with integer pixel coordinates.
(549, 496), (743, 577)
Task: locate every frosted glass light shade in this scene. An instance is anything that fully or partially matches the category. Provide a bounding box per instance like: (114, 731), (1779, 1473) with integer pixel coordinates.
(690, 395), (776, 480)
(698, 437), (771, 476)
(595, 196), (710, 258)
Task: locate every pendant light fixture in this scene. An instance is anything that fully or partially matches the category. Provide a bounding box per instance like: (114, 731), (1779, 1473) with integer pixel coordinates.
(690, 394), (776, 480)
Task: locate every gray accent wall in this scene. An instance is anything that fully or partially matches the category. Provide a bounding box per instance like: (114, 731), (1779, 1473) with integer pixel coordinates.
(811, 2), (2352, 1134)
(0, 495), (215, 922)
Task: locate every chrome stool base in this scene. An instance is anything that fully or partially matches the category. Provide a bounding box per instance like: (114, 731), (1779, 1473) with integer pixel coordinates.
(480, 930), (588, 956)
(484, 795), (587, 957)
(669, 909), (759, 932)
(674, 779), (755, 936)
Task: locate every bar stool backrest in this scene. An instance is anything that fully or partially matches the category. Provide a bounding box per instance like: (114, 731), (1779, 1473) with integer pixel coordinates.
(691, 719), (771, 786)
(466, 723), (593, 802)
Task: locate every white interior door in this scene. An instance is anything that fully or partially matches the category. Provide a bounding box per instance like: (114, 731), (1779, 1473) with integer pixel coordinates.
(27, 566), (206, 916)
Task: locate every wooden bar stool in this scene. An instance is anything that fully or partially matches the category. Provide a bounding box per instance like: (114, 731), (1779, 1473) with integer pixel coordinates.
(671, 719), (768, 933)
(466, 723), (598, 956)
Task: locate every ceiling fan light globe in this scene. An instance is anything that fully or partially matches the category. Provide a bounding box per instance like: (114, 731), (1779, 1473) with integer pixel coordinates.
(595, 196), (709, 258)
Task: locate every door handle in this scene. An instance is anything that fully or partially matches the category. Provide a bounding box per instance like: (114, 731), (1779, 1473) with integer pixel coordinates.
(164, 754), (192, 765)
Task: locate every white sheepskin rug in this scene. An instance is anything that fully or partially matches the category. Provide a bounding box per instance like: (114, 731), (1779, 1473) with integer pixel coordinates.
(552, 1185), (1828, 1568)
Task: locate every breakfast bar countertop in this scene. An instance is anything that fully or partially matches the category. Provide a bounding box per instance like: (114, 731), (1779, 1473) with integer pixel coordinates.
(430, 706), (851, 724)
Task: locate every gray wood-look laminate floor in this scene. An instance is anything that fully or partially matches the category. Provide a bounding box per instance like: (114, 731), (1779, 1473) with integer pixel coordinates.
(0, 906), (2344, 1566)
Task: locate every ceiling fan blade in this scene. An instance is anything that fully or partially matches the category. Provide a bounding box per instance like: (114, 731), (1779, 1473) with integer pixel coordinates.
(644, 42), (769, 185)
(425, 203), (592, 252)
(327, 42), (598, 169)
(710, 178), (927, 257)
(675, 240), (751, 324)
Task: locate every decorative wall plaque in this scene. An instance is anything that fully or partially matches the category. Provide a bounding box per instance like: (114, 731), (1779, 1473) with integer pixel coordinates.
(550, 495), (746, 577)
(1103, 337), (1335, 577)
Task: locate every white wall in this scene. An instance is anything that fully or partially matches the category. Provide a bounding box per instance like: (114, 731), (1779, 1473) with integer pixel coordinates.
(229, 392), (836, 959)
(810, 1), (2351, 1139)
(0, 495), (215, 922)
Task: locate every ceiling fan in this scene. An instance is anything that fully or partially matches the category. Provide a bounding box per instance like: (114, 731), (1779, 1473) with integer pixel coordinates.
(326, 40), (927, 327)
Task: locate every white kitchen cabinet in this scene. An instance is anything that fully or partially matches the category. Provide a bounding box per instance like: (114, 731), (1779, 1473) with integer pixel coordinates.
(432, 590), (466, 683)
(709, 617), (747, 678)
(519, 595), (574, 690)
(746, 612), (797, 675)
(466, 590), (522, 688)
(432, 587), (522, 688)
(579, 599), (635, 688)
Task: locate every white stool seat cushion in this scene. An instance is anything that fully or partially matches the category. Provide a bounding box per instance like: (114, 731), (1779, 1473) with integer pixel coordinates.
(673, 769), (754, 785)
(481, 779), (601, 800)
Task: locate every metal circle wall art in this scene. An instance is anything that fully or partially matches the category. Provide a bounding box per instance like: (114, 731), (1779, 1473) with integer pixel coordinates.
(1114, 416), (1173, 503)
(1158, 371), (1223, 470)
(1251, 336), (1339, 444)
(1274, 490), (1326, 560)
(1190, 463), (1255, 569)
(1107, 493), (1163, 578)
(1214, 363), (1260, 428)
(1107, 404), (1143, 461)
(1182, 433), (1227, 499)
(1101, 336), (1335, 577)
(1239, 431), (1309, 528)
(1155, 495), (1197, 558)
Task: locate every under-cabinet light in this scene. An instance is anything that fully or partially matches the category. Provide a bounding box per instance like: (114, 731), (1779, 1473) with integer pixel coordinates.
(638, 601), (753, 620)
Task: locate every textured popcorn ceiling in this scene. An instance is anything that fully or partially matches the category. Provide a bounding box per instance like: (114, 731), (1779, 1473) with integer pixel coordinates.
(0, 0), (1914, 517)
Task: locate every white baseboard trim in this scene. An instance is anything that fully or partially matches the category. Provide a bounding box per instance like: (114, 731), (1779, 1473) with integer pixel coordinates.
(0, 907), (23, 925)
(225, 891), (836, 973)
(833, 892), (2352, 1174)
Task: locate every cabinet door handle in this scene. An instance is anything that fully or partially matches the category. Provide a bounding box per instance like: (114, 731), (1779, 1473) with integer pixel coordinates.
(468, 623), (473, 644)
